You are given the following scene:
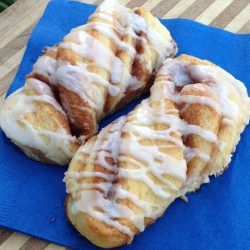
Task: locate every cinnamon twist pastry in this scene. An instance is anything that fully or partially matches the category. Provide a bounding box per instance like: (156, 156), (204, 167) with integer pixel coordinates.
(64, 54), (249, 248)
(0, 48), (79, 165)
(157, 55), (249, 194)
(56, 0), (177, 138)
(65, 76), (187, 247)
(0, 0), (176, 165)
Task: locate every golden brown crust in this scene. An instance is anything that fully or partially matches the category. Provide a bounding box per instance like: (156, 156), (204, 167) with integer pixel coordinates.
(174, 54), (249, 187)
(56, 46), (100, 138)
(176, 55), (249, 177)
(64, 53), (249, 248)
(116, 7), (176, 110)
(58, 85), (97, 138)
(65, 126), (134, 248)
(56, 25), (112, 137)
(1, 2), (177, 166)
(65, 82), (185, 247)
(56, 6), (176, 138)
(13, 141), (61, 165)
(26, 48), (58, 88)
(178, 84), (220, 191)
(44, 47), (57, 59)
(176, 54), (214, 66)
(1, 75), (80, 165)
(66, 195), (130, 248)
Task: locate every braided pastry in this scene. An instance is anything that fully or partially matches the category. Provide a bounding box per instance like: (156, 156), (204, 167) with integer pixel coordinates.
(0, 48), (79, 165)
(0, 0), (176, 165)
(159, 55), (249, 194)
(64, 54), (249, 248)
(56, 0), (177, 137)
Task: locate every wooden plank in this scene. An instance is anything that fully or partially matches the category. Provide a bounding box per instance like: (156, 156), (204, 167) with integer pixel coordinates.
(0, 94), (5, 108)
(75, 0), (96, 3)
(210, 0), (249, 28)
(239, 20), (250, 33)
(127, 0), (147, 8)
(179, 0), (215, 19)
(225, 3), (250, 32)
(162, 0), (196, 18)
(142, 0), (162, 10)
(0, 0), (49, 50)
(195, 0), (234, 24)
(0, 66), (18, 98)
(0, 229), (12, 245)
(0, 24), (35, 65)
(44, 243), (66, 250)
(0, 47), (25, 79)
(19, 238), (49, 250)
(151, 0), (182, 17)
(0, 233), (29, 250)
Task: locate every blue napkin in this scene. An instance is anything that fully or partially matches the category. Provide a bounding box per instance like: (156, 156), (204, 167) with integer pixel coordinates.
(1, 0), (250, 249)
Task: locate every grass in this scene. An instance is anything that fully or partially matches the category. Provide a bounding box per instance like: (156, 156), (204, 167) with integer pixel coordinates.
(0, 0), (16, 12)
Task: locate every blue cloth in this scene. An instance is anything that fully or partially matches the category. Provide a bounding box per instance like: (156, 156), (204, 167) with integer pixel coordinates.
(1, 0), (250, 249)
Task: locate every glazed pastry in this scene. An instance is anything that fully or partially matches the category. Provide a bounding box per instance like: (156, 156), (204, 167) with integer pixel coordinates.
(0, 49), (79, 165)
(0, 0), (176, 165)
(153, 54), (249, 194)
(56, 0), (177, 138)
(64, 54), (249, 248)
(64, 76), (187, 248)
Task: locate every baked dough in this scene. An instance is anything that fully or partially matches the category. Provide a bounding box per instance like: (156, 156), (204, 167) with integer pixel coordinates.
(65, 73), (186, 247)
(56, 0), (177, 138)
(0, 0), (177, 165)
(0, 49), (79, 165)
(64, 54), (249, 247)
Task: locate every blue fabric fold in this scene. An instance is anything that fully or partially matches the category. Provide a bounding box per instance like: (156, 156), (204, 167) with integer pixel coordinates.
(1, 0), (250, 249)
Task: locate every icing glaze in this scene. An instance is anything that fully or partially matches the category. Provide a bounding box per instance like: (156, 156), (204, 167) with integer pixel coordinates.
(159, 57), (249, 192)
(65, 79), (187, 237)
(32, 51), (57, 85)
(65, 55), (249, 239)
(0, 79), (77, 165)
(56, 0), (176, 119)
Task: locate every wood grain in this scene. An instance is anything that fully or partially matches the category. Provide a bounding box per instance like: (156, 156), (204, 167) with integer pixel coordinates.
(0, 0), (249, 249)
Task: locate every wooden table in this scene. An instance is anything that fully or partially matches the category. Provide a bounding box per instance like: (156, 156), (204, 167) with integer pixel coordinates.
(0, 0), (249, 249)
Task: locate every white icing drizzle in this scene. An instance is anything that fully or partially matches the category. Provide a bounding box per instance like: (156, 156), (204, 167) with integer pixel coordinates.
(149, 81), (219, 148)
(190, 66), (240, 121)
(65, 81), (187, 237)
(158, 57), (250, 193)
(159, 58), (249, 133)
(56, 0), (176, 118)
(25, 78), (66, 114)
(64, 55), (250, 239)
(55, 62), (106, 116)
(184, 147), (210, 163)
(32, 52), (57, 85)
(61, 31), (123, 78)
(83, 22), (136, 57)
(181, 122), (217, 143)
(221, 117), (235, 126)
(0, 80), (77, 164)
(66, 171), (114, 182)
(58, 1), (248, 242)
(71, 190), (135, 236)
(174, 95), (221, 114)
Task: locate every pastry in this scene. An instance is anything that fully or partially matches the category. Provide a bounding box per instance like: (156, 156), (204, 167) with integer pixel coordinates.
(64, 54), (249, 247)
(0, 0), (177, 165)
(64, 75), (187, 248)
(0, 49), (80, 165)
(157, 55), (249, 194)
(55, 0), (177, 138)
